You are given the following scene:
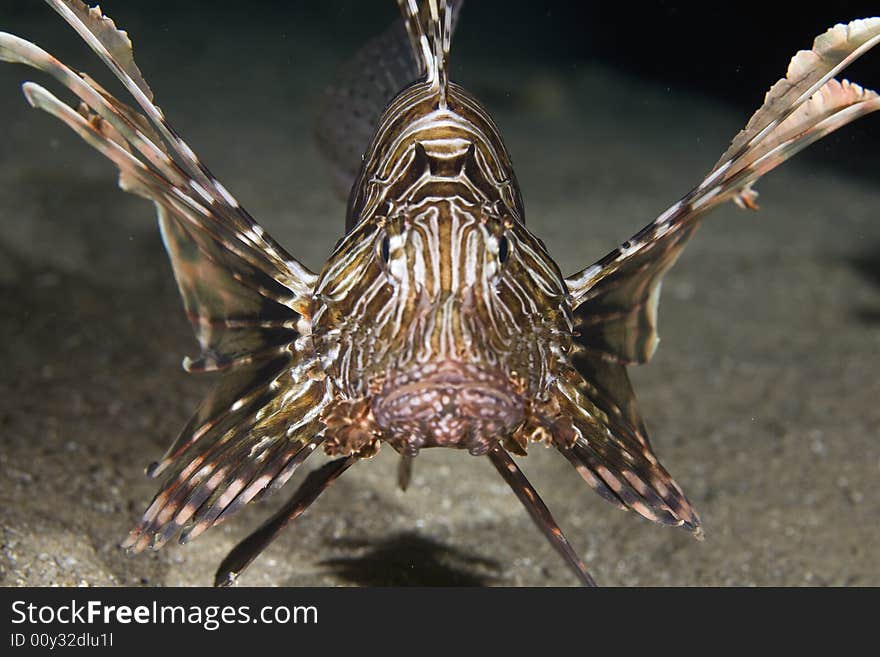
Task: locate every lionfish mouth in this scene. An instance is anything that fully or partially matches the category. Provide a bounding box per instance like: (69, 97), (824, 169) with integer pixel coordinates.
(371, 361), (525, 455)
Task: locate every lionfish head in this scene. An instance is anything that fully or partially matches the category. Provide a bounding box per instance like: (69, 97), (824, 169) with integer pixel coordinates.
(312, 73), (572, 457)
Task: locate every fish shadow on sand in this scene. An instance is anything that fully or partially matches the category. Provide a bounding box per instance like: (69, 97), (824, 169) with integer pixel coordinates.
(848, 247), (880, 324)
(319, 532), (501, 586)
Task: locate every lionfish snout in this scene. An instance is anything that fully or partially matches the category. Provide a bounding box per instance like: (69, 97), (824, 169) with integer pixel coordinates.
(372, 361), (525, 455)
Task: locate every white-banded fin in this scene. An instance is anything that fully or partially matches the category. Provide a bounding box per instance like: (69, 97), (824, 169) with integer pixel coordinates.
(3, 1), (334, 559)
(554, 370), (702, 537)
(122, 370), (331, 553)
(565, 17), (880, 366)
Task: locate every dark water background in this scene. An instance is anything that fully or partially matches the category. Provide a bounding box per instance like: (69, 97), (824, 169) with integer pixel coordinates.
(0, 1), (878, 586)
(7, 1), (878, 174)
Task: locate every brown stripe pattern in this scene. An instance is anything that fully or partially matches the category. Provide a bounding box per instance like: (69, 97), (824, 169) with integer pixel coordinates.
(4, 0), (879, 586)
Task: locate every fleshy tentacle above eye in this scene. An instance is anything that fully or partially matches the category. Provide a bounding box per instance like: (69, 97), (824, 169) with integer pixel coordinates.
(0, 0), (330, 549)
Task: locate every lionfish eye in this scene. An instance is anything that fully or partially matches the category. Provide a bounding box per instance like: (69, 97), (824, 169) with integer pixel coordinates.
(497, 235), (510, 263)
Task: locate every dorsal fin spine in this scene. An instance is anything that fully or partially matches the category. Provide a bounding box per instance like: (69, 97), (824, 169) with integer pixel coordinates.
(397, 0), (452, 109)
(427, 0), (450, 109)
(397, 0), (434, 79)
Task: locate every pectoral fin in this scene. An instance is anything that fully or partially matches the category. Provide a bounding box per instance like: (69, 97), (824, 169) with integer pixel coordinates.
(566, 18), (880, 365)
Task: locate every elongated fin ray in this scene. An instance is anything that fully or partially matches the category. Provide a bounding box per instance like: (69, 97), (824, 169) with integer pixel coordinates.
(46, 0), (153, 101)
(121, 371), (330, 553)
(4, 7), (334, 556)
(426, 0), (452, 106)
(157, 207), (301, 373)
(215, 456), (358, 587)
(553, 371), (702, 536)
(147, 357), (295, 479)
(395, 1), (459, 91)
(488, 446), (596, 587)
(709, 18), (880, 178)
(396, 0), (434, 78)
(0, 34), (175, 182)
(17, 79), (308, 373)
(573, 354), (652, 451)
(0, 26), (316, 366)
(42, 0), (314, 296)
(566, 18), (880, 365)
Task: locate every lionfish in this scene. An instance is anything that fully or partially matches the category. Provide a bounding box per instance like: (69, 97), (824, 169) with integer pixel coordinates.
(2, 0), (878, 586)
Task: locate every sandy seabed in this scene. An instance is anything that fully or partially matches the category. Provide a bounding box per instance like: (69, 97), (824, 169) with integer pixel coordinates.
(0, 7), (878, 587)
